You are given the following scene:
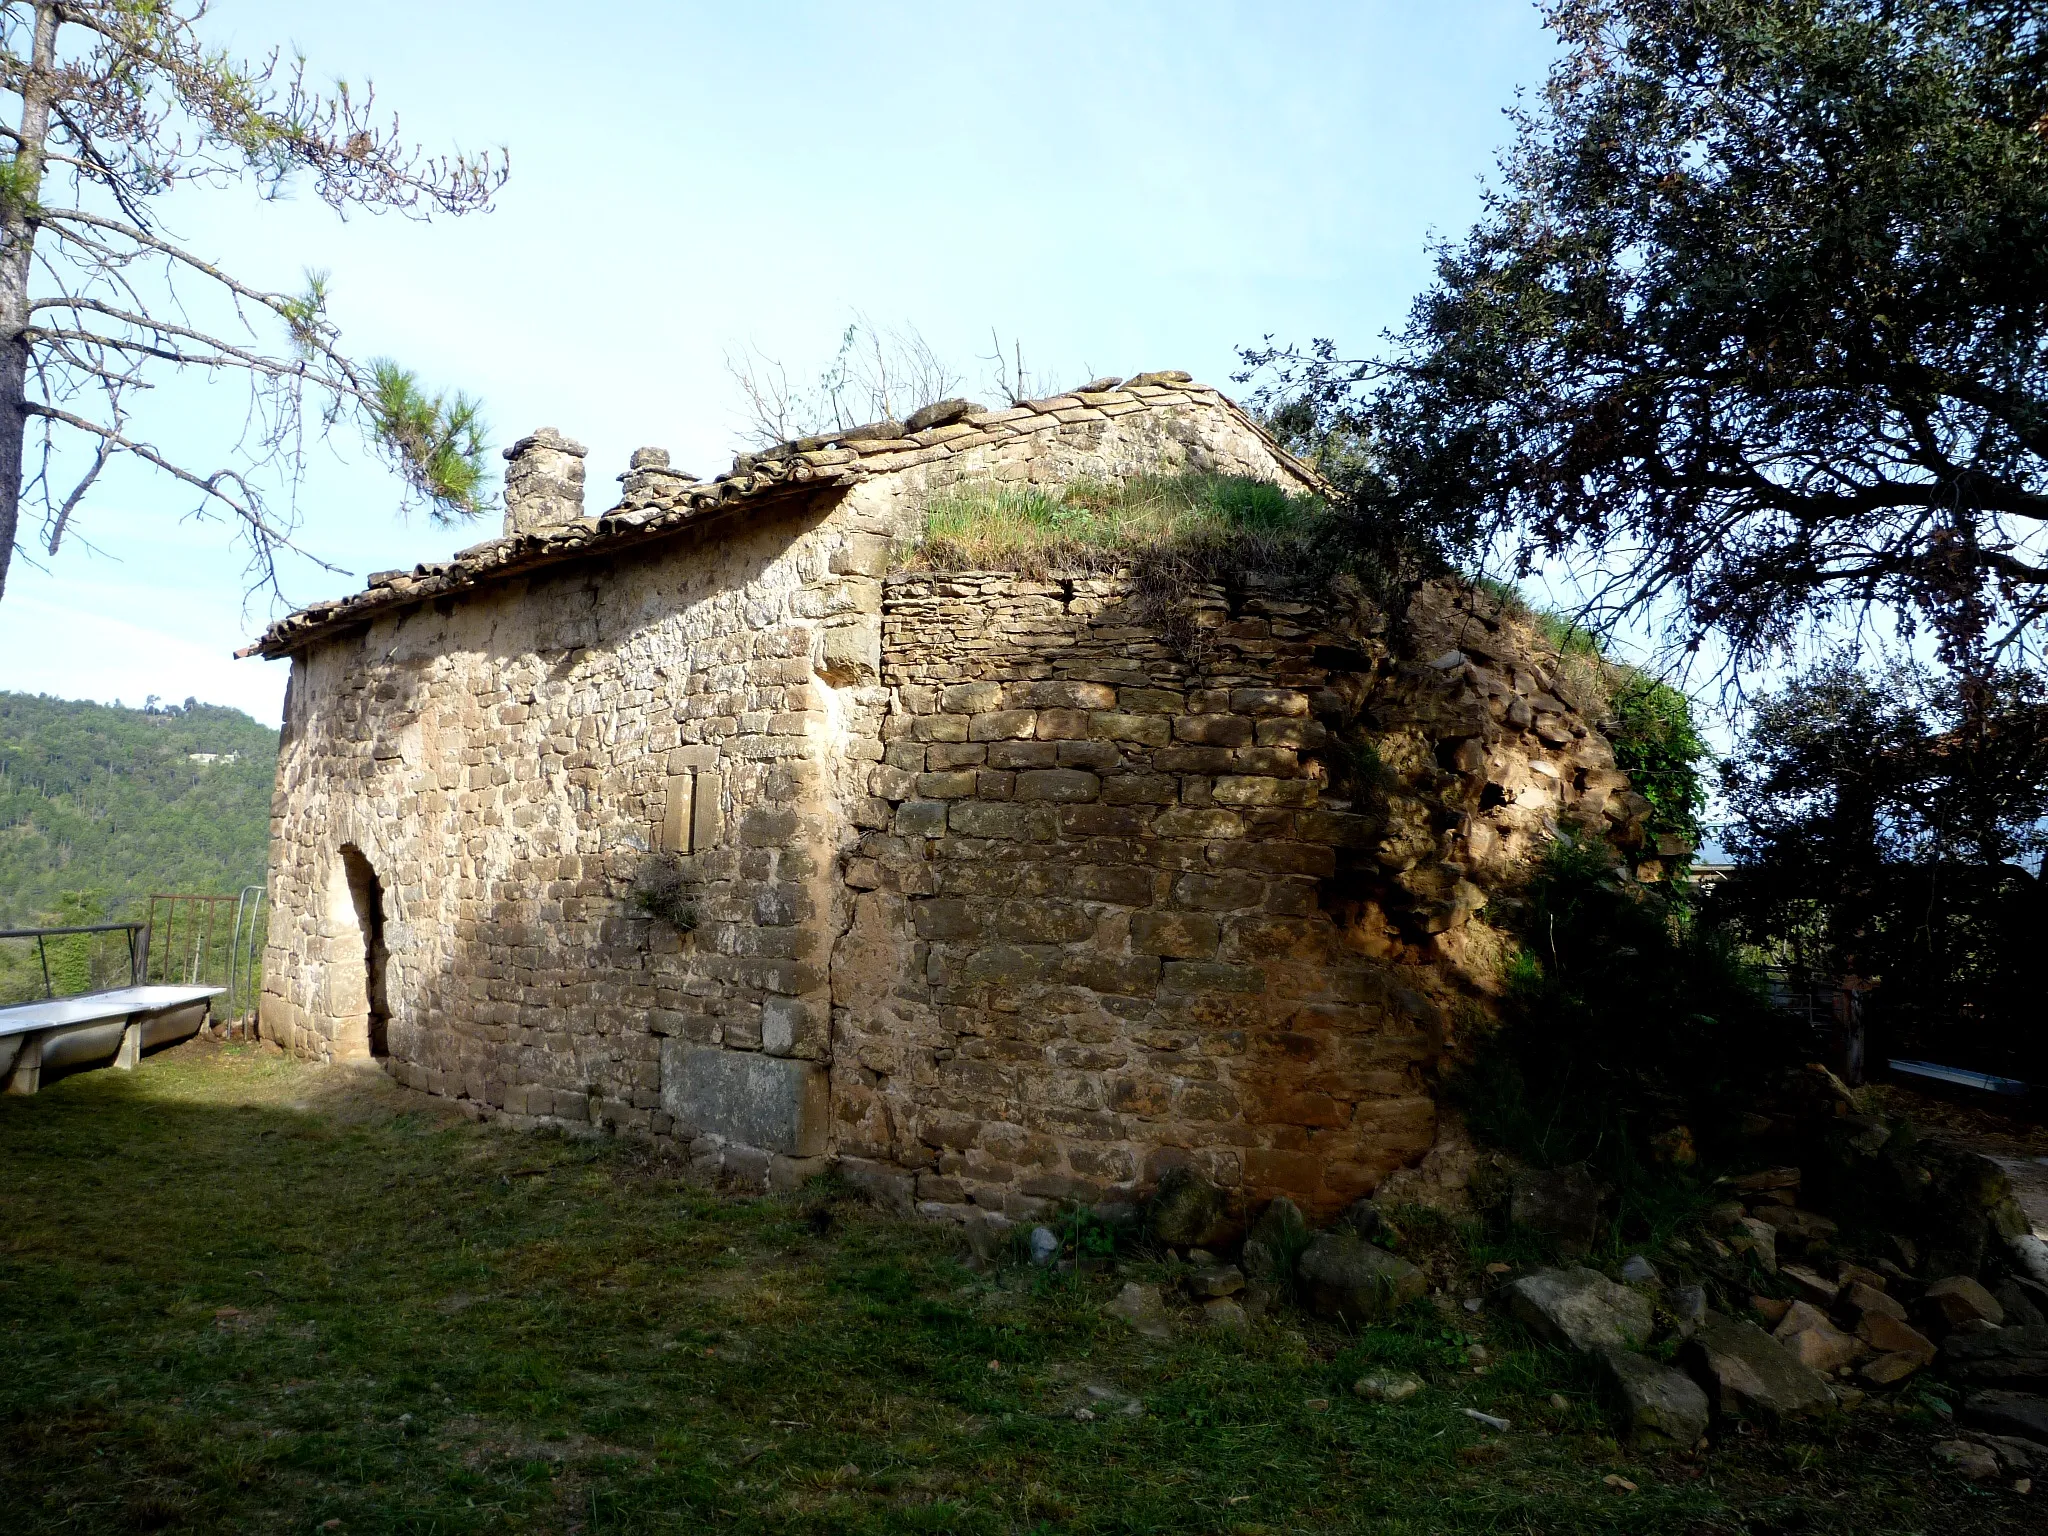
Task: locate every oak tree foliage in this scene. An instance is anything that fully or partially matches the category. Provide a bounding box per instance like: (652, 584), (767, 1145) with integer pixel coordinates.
(0, 0), (508, 603)
(1712, 660), (2048, 1078)
(1245, 0), (2048, 680)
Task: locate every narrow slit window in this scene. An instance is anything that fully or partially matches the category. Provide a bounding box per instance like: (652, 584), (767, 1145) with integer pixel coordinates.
(660, 768), (723, 853)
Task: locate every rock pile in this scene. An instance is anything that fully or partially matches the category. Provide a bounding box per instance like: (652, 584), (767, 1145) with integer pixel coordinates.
(1095, 1140), (2048, 1479)
(1678, 1125), (2048, 1481)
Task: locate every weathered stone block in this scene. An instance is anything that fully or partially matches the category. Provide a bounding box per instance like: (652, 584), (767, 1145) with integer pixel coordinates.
(1034, 709), (1090, 740)
(990, 901), (1096, 944)
(1256, 717), (1329, 749)
(1154, 746), (1233, 774)
(968, 710), (1037, 742)
(1068, 865), (1158, 905)
(1173, 872), (1268, 910)
(1601, 1350), (1710, 1451)
(1151, 807), (1244, 839)
(926, 741), (989, 770)
(1680, 1313), (1834, 1423)
(817, 617), (880, 684)
(916, 770), (979, 799)
(1132, 911), (1221, 958)
(1160, 960), (1264, 994)
(911, 899), (978, 940)
(1298, 1232), (1425, 1321)
(1504, 1267), (1654, 1353)
(1174, 714), (1253, 747)
(1005, 680), (1117, 710)
(1117, 687), (1185, 714)
(987, 740), (1057, 770)
(1213, 775), (1312, 807)
(660, 1044), (829, 1156)
(942, 682), (1004, 713)
(961, 945), (1049, 986)
(761, 995), (828, 1058)
(1101, 774), (1179, 805)
(1060, 803), (1154, 837)
(1014, 769), (1101, 803)
(1231, 688), (1309, 717)
(1089, 712), (1172, 746)
(1055, 951), (1162, 995)
(829, 533), (893, 577)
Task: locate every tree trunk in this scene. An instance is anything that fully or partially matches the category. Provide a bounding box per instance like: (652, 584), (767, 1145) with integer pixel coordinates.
(0, 3), (58, 605)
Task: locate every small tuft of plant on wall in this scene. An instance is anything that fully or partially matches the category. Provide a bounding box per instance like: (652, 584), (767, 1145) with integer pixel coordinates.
(630, 853), (698, 932)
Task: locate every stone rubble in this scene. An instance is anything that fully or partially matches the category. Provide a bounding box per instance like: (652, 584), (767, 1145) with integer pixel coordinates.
(1501, 1267), (1654, 1354)
(1599, 1349), (1711, 1451)
(1681, 1313), (1836, 1423)
(1353, 1370), (1422, 1403)
(1103, 1281), (1174, 1340)
(1926, 1275), (2005, 1330)
(1296, 1231), (1426, 1322)
(1771, 1301), (1862, 1374)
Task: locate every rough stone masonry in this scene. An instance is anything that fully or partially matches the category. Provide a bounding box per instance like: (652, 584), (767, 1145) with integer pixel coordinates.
(244, 374), (1653, 1225)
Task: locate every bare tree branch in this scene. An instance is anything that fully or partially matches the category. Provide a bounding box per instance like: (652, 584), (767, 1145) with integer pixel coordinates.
(0, 0), (509, 605)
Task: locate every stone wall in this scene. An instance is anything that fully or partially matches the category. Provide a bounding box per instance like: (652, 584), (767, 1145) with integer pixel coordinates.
(827, 570), (1651, 1225)
(255, 380), (1341, 1192)
(255, 376), (1653, 1216)
(258, 487), (878, 1182)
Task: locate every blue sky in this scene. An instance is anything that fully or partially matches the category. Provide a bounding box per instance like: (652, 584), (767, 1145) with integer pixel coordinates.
(0, 1), (1556, 725)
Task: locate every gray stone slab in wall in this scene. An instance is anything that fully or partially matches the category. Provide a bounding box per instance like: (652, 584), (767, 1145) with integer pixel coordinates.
(661, 1042), (827, 1156)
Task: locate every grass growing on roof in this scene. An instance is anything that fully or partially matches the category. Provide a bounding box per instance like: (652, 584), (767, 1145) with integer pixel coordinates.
(911, 471), (1331, 576)
(0, 1039), (2015, 1534)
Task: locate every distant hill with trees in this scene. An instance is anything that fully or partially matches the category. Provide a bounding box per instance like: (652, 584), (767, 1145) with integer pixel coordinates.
(0, 693), (277, 929)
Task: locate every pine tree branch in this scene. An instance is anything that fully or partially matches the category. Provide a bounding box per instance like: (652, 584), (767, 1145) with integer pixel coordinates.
(20, 399), (345, 574)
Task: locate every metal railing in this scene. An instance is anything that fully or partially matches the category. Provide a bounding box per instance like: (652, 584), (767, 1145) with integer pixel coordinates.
(225, 885), (267, 1026)
(0, 922), (146, 1007)
(142, 888), (266, 1027)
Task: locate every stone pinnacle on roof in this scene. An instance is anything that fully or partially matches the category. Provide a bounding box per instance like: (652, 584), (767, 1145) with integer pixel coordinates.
(502, 428), (589, 537)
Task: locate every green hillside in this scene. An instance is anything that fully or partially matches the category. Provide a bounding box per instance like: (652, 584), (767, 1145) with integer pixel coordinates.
(0, 692), (278, 929)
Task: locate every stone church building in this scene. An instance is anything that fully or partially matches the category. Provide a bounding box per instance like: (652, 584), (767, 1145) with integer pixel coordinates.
(246, 374), (1648, 1222)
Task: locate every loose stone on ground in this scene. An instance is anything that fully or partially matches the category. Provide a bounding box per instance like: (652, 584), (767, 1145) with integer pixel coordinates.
(1600, 1349), (1711, 1451)
(1681, 1313), (1835, 1423)
(1501, 1267), (1654, 1354)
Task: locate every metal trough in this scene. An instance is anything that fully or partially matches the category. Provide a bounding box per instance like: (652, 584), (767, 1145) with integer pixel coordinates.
(0, 985), (222, 1094)
(1888, 1058), (2030, 1097)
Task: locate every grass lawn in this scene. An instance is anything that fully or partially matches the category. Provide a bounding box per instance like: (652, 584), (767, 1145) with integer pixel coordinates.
(0, 1039), (2021, 1534)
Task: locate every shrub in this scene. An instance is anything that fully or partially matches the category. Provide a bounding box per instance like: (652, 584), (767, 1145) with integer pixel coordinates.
(1606, 675), (1709, 848)
(1456, 837), (1790, 1187)
(629, 853), (698, 932)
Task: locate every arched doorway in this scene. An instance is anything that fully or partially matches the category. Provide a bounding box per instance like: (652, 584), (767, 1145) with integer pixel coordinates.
(339, 845), (390, 1059)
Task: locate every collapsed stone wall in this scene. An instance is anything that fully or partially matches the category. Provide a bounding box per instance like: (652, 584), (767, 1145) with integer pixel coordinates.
(829, 569), (1654, 1224)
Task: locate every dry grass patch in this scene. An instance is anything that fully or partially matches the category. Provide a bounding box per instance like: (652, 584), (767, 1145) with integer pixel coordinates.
(909, 472), (1333, 578)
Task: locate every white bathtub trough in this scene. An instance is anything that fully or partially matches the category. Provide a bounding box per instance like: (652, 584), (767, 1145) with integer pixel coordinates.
(0, 986), (222, 1094)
